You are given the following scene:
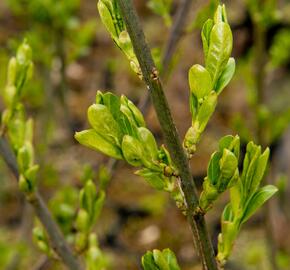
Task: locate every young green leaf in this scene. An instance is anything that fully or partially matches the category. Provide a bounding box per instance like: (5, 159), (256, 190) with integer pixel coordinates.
(215, 57), (235, 94)
(75, 129), (123, 160)
(207, 151), (221, 185)
(241, 185), (278, 224)
(188, 64), (212, 99)
(161, 249), (180, 270)
(88, 104), (123, 145)
(153, 249), (169, 270)
(201, 19), (214, 58)
(219, 149), (238, 181)
(205, 22), (233, 87)
(137, 127), (159, 161)
(142, 251), (158, 270)
(196, 91), (217, 132)
(121, 135), (144, 167)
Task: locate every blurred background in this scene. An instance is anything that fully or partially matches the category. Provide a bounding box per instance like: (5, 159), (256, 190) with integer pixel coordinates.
(0, 0), (290, 269)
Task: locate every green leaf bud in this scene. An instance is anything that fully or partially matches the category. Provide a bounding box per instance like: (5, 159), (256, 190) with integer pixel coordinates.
(16, 40), (32, 66)
(120, 95), (145, 127)
(142, 251), (157, 269)
(197, 91), (217, 132)
(7, 57), (17, 87)
(18, 174), (32, 193)
(215, 57), (235, 94)
(205, 22), (233, 87)
(201, 19), (214, 58)
(121, 135), (144, 167)
(183, 125), (199, 154)
(76, 209), (90, 232)
(199, 178), (219, 211)
(188, 64), (212, 99)
(137, 127), (159, 161)
(80, 179), (97, 214)
(219, 149), (238, 181)
(97, 0), (119, 39)
(92, 191), (105, 222)
(75, 232), (88, 252)
(214, 4), (228, 24)
(17, 142), (34, 172)
(153, 249), (168, 269)
(87, 104), (122, 146)
(24, 164), (39, 186)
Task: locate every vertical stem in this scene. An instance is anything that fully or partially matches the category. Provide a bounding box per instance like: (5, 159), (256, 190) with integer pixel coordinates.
(138, 0), (193, 113)
(162, 0), (193, 72)
(117, 1), (217, 269)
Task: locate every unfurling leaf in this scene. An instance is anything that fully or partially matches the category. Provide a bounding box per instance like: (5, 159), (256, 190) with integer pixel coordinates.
(88, 104), (122, 146)
(75, 129), (123, 160)
(201, 19), (214, 58)
(137, 127), (159, 161)
(188, 64), (212, 99)
(121, 135), (144, 167)
(197, 91), (217, 132)
(215, 57), (235, 94)
(241, 185), (278, 223)
(206, 22), (233, 87)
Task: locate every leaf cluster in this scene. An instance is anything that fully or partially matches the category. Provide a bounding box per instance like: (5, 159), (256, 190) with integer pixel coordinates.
(216, 139), (278, 264)
(75, 91), (180, 197)
(184, 5), (235, 155)
(97, 0), (141, 76)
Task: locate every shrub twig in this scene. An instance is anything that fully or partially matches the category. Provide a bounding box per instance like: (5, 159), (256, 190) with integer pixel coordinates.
(0, 137), (83, 270)
(116, 1), (218, 269)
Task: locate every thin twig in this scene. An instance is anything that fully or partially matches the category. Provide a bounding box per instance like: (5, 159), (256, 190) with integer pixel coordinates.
(138, 0), (193, 114)
(162, 0), (193, 71)
(0, 137), (83, 270)
(117, 1), (217, 269)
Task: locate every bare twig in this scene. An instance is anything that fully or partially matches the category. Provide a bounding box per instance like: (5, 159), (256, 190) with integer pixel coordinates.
(116, 1), (217, 269)
(0, 137), (83, 270)
(138, 0), (194, 114)
(162, 0), (193, 71)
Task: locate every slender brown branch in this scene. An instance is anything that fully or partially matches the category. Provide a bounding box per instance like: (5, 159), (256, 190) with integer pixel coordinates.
(162, 0), (193, 71)
(138, 0), (193, 113)
(0, 137), (83, 270)
(117, 1), (217, 269)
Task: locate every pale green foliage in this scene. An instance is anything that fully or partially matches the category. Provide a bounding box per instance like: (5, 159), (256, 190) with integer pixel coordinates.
(75, 179), (105, 252)
(199, 135), (240, 212)
(85, 233), (109, 270)
(33, 227), (51, 256)
(97, 0), (141, 76)
(217, 141), (278, 264)
(142, 248), (181, 270)
(147, 0), (172, 27)
(75, 91), (180, 202)
(1, 41), (39, 194)
(184, 5), (235, 155)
